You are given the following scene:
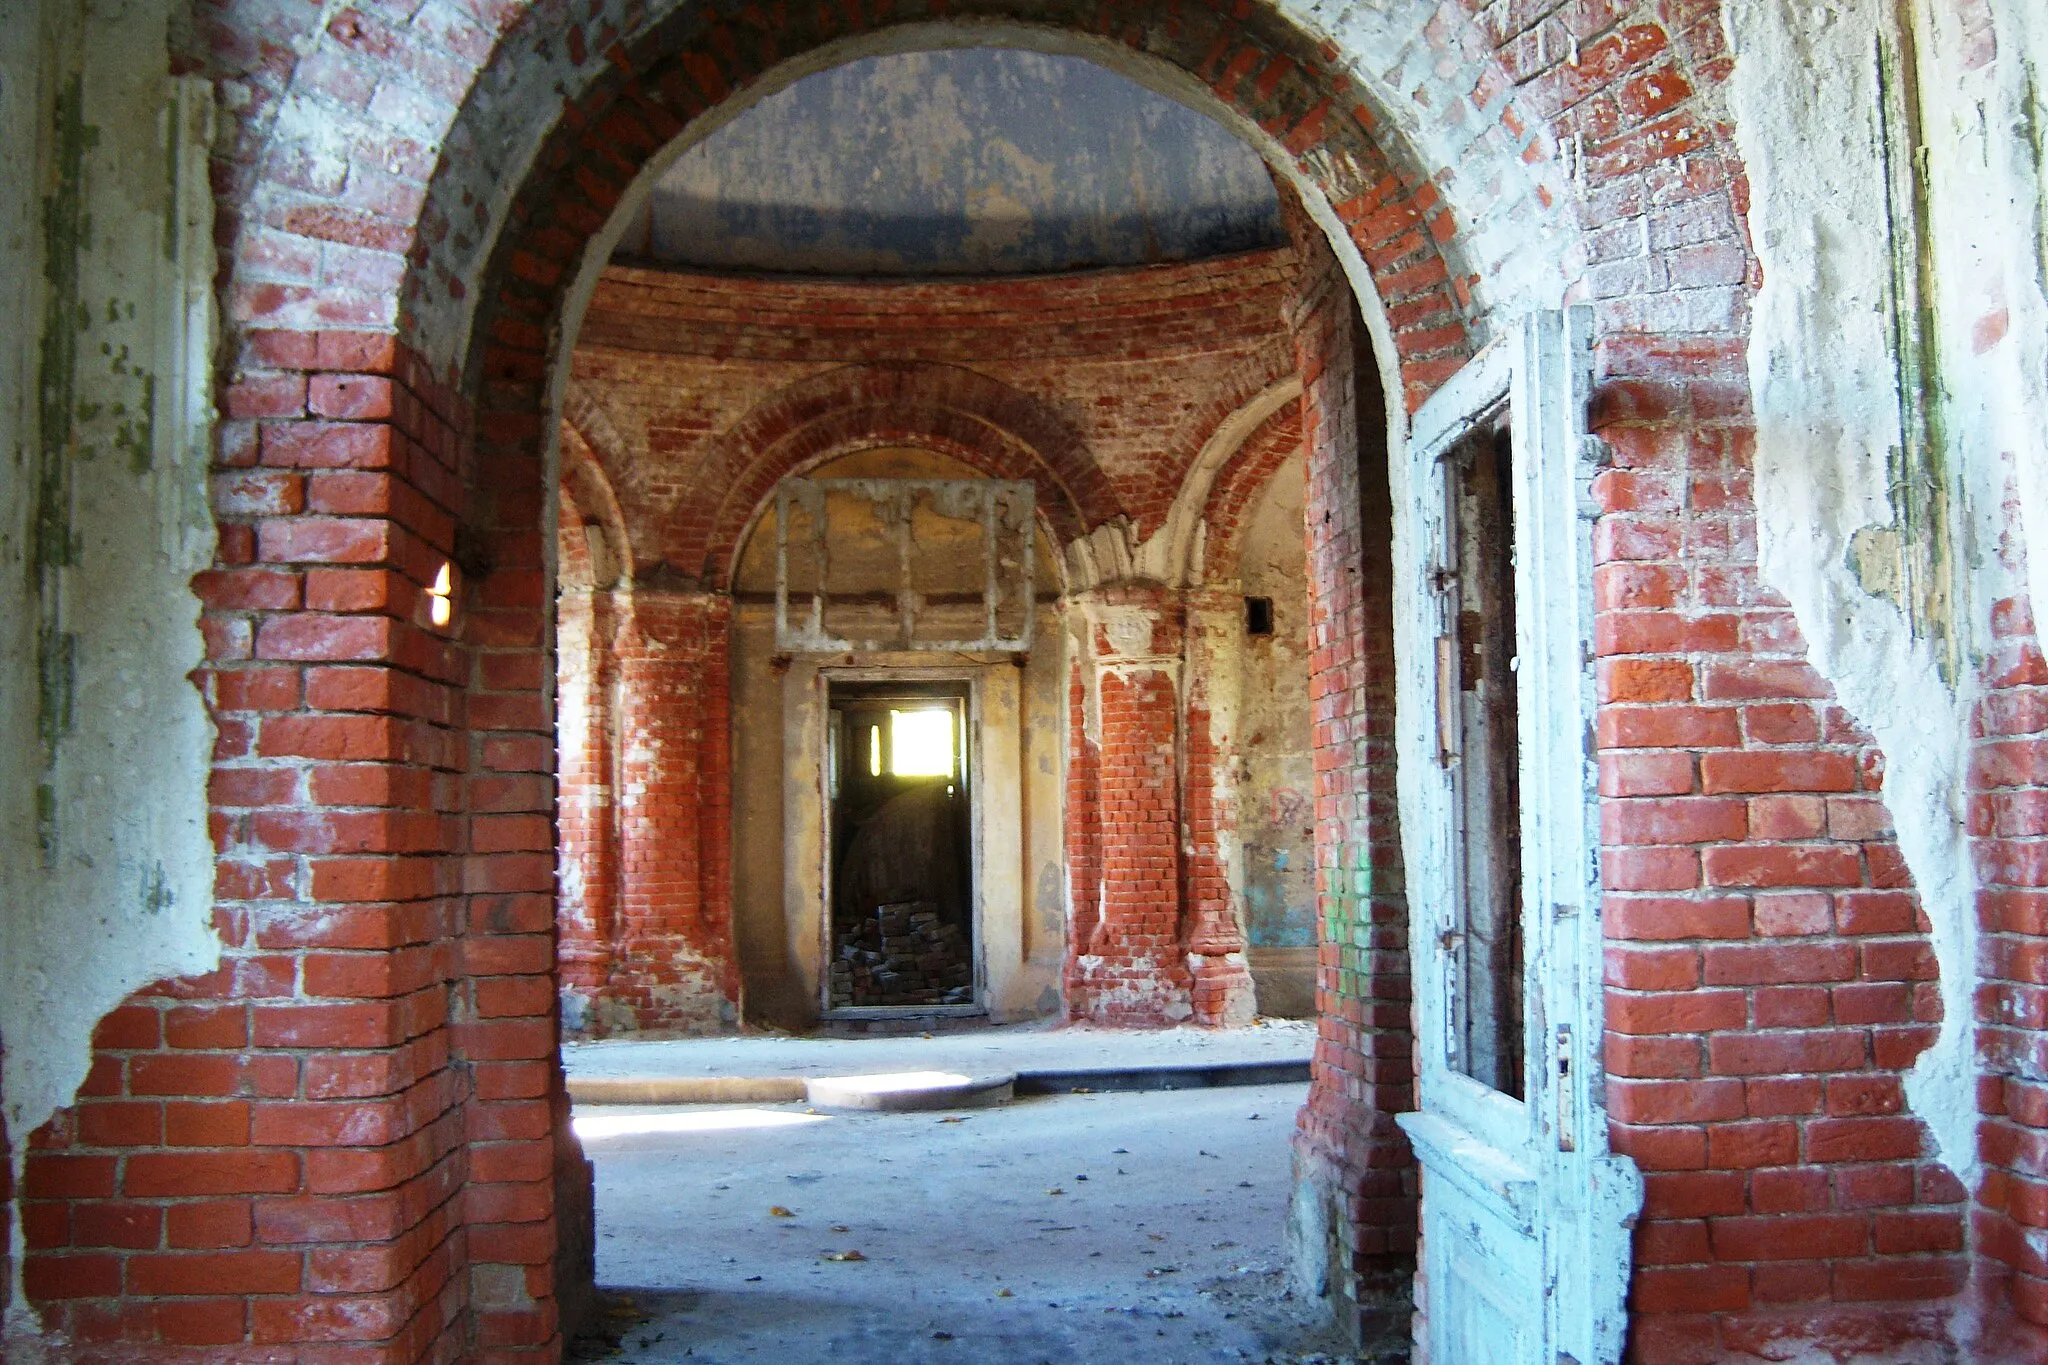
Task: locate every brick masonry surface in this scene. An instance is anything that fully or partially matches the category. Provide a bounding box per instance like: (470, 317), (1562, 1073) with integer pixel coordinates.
(6, 0), (2045, 1361)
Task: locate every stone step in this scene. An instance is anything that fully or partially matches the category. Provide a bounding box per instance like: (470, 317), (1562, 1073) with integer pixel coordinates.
(567, 1057), (1310, 1107)
(803, 1070), (1016, 1112)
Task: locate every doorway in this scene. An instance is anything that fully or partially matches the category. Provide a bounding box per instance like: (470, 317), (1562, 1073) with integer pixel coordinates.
(825, 682), (977, 1015)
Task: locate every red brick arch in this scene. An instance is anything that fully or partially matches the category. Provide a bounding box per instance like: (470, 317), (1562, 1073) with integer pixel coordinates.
(1197, 401), (1308, 581)
(677, 363), (1103, 588)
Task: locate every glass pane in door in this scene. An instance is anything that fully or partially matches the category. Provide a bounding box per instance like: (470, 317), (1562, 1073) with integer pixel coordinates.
(1446, 424), (1525, 1098)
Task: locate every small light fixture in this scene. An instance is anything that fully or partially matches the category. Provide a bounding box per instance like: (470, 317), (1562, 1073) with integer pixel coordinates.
(428, 561), (455, 628)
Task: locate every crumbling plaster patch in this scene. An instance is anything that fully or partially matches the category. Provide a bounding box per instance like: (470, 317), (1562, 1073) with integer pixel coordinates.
(1, 0), (218, 1332)
(1727, 0), (2048, 1195)
(1988, 1), (2048, 616)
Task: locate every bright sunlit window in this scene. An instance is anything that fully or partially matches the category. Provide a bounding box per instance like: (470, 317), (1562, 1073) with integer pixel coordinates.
(890, 708), (954, 777)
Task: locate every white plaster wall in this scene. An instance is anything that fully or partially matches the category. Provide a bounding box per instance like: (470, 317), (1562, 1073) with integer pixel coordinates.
(1235, 451), (1318, 955)
(1726, 0), (2048, 1194)
(0, 0), (218, 1330)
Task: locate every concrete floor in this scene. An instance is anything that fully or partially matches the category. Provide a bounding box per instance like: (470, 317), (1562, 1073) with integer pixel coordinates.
(569, 1081), (1365, 1364)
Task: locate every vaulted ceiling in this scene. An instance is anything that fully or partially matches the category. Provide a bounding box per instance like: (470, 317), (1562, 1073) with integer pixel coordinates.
(613, 48), (1287, 276)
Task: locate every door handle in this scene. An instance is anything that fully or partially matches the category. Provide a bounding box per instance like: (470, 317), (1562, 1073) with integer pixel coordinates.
(1555, 1024), (1576, 1153)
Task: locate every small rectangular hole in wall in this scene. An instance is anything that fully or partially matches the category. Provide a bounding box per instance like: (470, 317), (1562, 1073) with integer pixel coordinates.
(1245, 596), (1274, 637)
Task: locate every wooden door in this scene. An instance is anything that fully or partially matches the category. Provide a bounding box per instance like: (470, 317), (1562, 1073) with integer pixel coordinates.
(1395, 308), (1641, 1365)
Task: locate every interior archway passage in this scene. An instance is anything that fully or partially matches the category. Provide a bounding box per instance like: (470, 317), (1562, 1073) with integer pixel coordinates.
(24, 0), (2044, 1362)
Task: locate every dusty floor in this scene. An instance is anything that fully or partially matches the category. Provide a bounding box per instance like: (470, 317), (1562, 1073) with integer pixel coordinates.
(569, 1081), (1372, 1363)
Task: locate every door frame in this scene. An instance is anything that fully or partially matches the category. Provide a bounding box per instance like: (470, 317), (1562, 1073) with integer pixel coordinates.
(1393, 308), (1641, 1364)
(816, 667), (986, 1020)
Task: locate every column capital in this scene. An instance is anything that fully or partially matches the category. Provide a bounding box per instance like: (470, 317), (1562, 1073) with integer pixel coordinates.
(1068, 584), (1184, 665)
(609, 587), (732, 657)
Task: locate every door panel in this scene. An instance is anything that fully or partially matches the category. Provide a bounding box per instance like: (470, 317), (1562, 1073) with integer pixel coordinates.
(1395, 308), (1641, 1365)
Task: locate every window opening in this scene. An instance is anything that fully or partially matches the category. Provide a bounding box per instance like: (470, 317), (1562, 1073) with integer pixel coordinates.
(889, 708), (954, 777)
(1244, 596), (1274, 637)
(1444, 420), (1524, 1098)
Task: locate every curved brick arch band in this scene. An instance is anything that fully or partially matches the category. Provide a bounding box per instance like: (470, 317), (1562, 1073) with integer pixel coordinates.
(687, 363), (1105, 587)
(1196, 401), (1309, 582)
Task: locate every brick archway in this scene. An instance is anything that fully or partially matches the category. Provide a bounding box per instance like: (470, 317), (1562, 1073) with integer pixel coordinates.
(11, 0), (1781, 1359)
(687, 362), (1106, 588)
(1195, 401), (1308, 583)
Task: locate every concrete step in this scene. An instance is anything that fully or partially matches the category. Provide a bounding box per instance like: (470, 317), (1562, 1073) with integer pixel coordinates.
(567, 1057), (1309, 1107)
(803, 1070), (1016, 1112)
(569, 1076), (807, 1105)
(1012, 1058), (1311, 1094)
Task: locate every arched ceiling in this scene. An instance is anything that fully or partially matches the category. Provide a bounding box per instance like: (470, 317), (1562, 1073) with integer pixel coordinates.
(613, 48), (1287, 276)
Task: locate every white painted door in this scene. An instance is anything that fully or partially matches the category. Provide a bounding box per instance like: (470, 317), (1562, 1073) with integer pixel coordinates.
(1394, 308), (1640, 1365)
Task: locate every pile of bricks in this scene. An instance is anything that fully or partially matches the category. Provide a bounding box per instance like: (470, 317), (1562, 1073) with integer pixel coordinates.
(829, 903), (973, 1008)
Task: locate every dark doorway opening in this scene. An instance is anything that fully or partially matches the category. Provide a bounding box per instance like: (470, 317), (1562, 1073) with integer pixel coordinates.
(826, 681), (977, 1014)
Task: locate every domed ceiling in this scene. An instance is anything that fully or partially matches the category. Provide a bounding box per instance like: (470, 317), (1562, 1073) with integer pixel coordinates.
(612, 48), (1288, 276)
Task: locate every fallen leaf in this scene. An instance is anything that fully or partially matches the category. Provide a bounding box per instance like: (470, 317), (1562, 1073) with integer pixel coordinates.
(830, 1224), (851, 1233)
(937, 1116), (967, 1124)
(769, 1206), (796, 1218)
(822, 1250), (866, 1262)
(995, 1288), (1014, 1298)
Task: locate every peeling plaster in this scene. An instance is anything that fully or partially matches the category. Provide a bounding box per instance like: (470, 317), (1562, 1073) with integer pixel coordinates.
(1, 0), (218, 1333)
(1727, 0), (2048, 1196)
(625, 49), (1286, 276)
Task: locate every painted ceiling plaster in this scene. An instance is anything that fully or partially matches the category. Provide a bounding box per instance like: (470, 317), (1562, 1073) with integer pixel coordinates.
(613, 48), (1288, 275)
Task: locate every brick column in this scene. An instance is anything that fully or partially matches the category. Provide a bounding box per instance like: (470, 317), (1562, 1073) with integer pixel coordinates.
(604, 589), (736, 1033)
(555, 586), (617, 1032)
(1972, 590), (2048, 1326)
(1280, 207), (1416, 1350)
(1065, 586), (1194, 1024)
(1183, 586), (1258, 1027)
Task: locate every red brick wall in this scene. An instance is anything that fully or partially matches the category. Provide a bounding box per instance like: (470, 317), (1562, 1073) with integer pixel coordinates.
(554, 583), (617, 1015)
(1283, 220), (1418, 1347)
(1065, 591), (1198, 1025)
(20, 333), (589, 1359)
(1589, 346), (1979, 1360)
(1972, 589), (2048, 1327)
(595, 591), (736, 1034)
(562, 257), (1302, 1034)
(557, 579), (747, 1040)
(569, 258), (1297, 585)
